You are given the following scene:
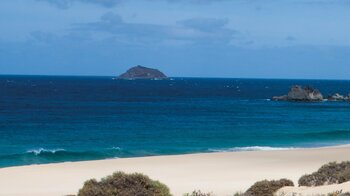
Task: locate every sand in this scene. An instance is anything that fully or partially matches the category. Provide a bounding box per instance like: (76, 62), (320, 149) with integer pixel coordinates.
(1, 145), (350, 196)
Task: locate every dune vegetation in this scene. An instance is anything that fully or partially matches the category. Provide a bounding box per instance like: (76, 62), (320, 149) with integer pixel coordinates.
(299, 161), (350, 187)
(73, 162), (350, 196)
(77, 172), (171, 196)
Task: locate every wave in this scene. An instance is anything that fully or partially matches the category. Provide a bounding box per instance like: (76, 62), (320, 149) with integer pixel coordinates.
(208, 146), (297, 152)
(27, 148), (66, 155)
(0, 147), (126, 168)
(108, 147), (122, 151)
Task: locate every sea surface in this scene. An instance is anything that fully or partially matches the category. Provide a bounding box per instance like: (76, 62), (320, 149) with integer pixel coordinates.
(1, 75), (350, 168)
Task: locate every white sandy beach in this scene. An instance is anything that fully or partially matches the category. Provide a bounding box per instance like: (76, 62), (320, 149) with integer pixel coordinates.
(1, 145), (350, 196)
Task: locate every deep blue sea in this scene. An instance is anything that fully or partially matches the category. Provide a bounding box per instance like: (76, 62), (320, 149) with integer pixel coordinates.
(1, 75), (350, 168)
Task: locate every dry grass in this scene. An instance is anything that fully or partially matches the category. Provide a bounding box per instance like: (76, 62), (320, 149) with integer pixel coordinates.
(183, 190), (213, 196)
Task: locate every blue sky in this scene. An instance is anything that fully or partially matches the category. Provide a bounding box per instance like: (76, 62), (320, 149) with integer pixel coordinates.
(0, 0), (350, 79)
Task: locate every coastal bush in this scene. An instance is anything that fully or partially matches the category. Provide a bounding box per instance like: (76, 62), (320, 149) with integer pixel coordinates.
(77, 171), (171, 196)
(245, 179), (294, 196)
(298, 161), (350, 186)
(338, 168), (350, 184)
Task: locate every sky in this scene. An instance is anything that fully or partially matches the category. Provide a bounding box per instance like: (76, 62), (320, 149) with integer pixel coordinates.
(0, 0), (350, 79)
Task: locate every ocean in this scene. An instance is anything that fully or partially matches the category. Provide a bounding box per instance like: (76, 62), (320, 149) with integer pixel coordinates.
(1, 75), (350, 168)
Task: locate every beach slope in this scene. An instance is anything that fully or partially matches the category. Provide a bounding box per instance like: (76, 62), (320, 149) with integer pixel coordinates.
(1, 145), (350, 196)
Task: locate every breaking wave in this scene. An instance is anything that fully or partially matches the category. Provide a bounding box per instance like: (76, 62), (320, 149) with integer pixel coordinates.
(0, 147), (125, 168)
(208, 146), (297, 152)
(26, 148), (66, 155)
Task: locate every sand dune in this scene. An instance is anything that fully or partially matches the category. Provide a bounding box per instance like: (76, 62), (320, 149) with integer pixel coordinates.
(1, 145), (350, 196)
(277, 181), (350, 196)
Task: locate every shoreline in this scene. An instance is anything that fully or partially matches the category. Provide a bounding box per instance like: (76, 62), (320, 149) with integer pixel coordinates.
(2, 143), (348, 170)
(2, 143), (347, 170)
(1, 145), (350, 196)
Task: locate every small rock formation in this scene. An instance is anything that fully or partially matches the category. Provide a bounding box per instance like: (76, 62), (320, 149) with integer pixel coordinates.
(118, 65), (168, 80)
(273, 85), (323, 102)
(328, 93), (350, 101)
(328, 93), (345, 101)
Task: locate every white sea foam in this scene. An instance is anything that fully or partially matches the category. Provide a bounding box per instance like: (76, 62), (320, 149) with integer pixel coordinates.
(26, 148), (65, 155)
(108, 147), (122, 151)
(208, 146), (297, 152)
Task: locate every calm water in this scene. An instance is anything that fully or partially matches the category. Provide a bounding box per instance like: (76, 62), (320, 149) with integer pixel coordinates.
(1, 75), (350, 168)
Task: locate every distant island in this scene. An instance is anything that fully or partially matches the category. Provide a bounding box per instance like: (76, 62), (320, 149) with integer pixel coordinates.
(118, 65), (168, 80)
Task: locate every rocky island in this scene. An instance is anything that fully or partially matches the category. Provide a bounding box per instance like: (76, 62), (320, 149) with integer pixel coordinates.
(118, 65), (168, 80)
(328, 93), (350, 101)
(273, 85), (350, 102)
(273, 85), (324, 102)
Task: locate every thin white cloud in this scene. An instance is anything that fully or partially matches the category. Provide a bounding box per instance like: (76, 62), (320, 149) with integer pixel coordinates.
(36, 0), (122, 9)
(71, 12), (236, 45)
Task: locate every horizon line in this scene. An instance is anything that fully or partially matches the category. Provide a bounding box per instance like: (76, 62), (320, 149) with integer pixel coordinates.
(0, 73), (349, 81)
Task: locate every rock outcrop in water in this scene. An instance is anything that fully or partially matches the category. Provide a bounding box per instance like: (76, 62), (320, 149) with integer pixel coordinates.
(328, 93), (350, 101)
(118, 65), (168, 80)
(273, 85), (324, 102)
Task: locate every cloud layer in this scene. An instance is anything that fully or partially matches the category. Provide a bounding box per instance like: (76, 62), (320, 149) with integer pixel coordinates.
(71, 12), (236, 45)
(37, 0), (122, 9)
(1, 0), (350, 78)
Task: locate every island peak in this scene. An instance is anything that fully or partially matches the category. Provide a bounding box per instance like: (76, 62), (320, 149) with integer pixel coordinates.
(118, 65), (168, 80)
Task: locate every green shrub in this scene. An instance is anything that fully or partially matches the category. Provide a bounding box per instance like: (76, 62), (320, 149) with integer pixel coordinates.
(298, 162), (350, 187)
(338, 168), (350, 184)
(245, 179), (294, 196)
(78, 171), (171, 196)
